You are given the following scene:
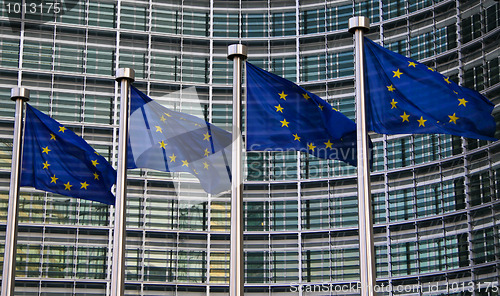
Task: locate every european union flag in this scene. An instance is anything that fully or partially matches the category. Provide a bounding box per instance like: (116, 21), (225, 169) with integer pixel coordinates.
(20, 104), (116, 205)
(128, 86), (232, 195)
(246, 62), (360, 166)
(364, 37), (497, 141)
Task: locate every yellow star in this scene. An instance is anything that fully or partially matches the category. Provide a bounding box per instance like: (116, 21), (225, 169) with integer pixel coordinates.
(204, 148), (210, 157)
(50, 133), (56, 140)
(387, 85), (396, 92)
(332, 107), (338, 111)
(203, 162), (209, 169)
(427, 67), (435, 72)
(182, 160), (189, 167)
(390, 99), (398, 109)
(42, 146), (51, 154)
(203, 132), (211, 141)
(275, 104), (284, 113)
(92, 159), (99, 167)
(155, 126), (162, 133)
(160, 115), (166, 122)
(458, 98), (468, 107)
(280, 119), (289, 127)
(400, 112), (410, 122)
(58, 126), (66, 133)
(324, 140), (333, 149)
(43, 161), (50, 169)
(164, 112), (172, 117)
(302, 93), (310, 100)
(169, 153), (176, 162)
(318, 104), (324, 111)
(417, 116), (427, 127)
(94, 151), (100, 156)
(64, 182), (72, 191)
(308, 143), (316, 151)
(93, 172), (100, 180)
(50, 175), (58, 184)
(392, 69), (403, 78)
(408, 61), (417, 67)
(159, 140), (167, 149)
(193, 169), (199, 175)
(278, 91), (288, 100)
(444, 77), (451, 84)
(293, 134), (300, 141)
(80, 182), (89, 190)
(448, 113), (459, 124)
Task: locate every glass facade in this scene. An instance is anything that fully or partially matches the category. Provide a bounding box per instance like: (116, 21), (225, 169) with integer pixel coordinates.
(0, 0), (499, 295)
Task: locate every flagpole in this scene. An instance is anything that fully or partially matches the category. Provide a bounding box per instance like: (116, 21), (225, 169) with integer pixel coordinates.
(227, 44), (247, 296)
(348, 17), (376, 296)
(111, 68), (135, 296)
(1, 87), (30, 296)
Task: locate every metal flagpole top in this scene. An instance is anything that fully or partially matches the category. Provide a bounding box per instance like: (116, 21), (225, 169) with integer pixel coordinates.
(227, 44), (248, 60)
(10, 87), (30, 102)
(115, 68), (135, 82)
(348, 16), (370, 34)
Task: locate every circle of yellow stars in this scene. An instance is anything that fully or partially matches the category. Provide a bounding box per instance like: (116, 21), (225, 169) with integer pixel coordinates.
(154, 112), (213, 172)
(274, 90), (337, 152)
(41, 125), (103, 192)
(386, 62), (466, 128)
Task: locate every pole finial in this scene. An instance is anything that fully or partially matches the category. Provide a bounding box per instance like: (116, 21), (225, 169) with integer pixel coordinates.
(348, 16), (370, 34)
(10, 87), (30, 102)
(115, 68), (135, 82)
(227, 44), (247, 60)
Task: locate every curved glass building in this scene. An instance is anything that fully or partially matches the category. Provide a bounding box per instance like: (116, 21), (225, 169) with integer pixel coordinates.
(0, 0), (499, 295)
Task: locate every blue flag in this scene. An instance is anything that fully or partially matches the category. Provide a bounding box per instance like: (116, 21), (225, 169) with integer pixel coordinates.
(246, 62), (361, 167)
(364, 37), (497, 141)
(20, 104), (116, 205)
(127, 86), (232, 195)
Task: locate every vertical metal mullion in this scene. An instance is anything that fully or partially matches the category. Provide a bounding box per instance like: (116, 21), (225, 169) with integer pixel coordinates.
(206, 3), (214, 293)
(378, 13), (392, 288)
(17, 0), (26, 87)
(108, 0), (123, 293)
(143, 8), (153, 293)
(297, 180), (303, 296)
(106, 212), (114, 296)
(295, 0), (300, 84)
(179, 0), (184, 91)
(81, 0), (90, 130)
(456, 2), (477, 293)
(49, 19), (57, 117)
(268, 184), (272, 285)
(147, 0), (153, 94)
(479, 0), (488, 90)
(141, 179), (148, 286)
(239, 0), (242, 40)
(175, 233), (180, 285)
(206, 232), (211, 296)
(456, 0), (475, 277)
(328, 181), (333, 282)
(267, 0), (271, 67)
(294, 6), (302, 262)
